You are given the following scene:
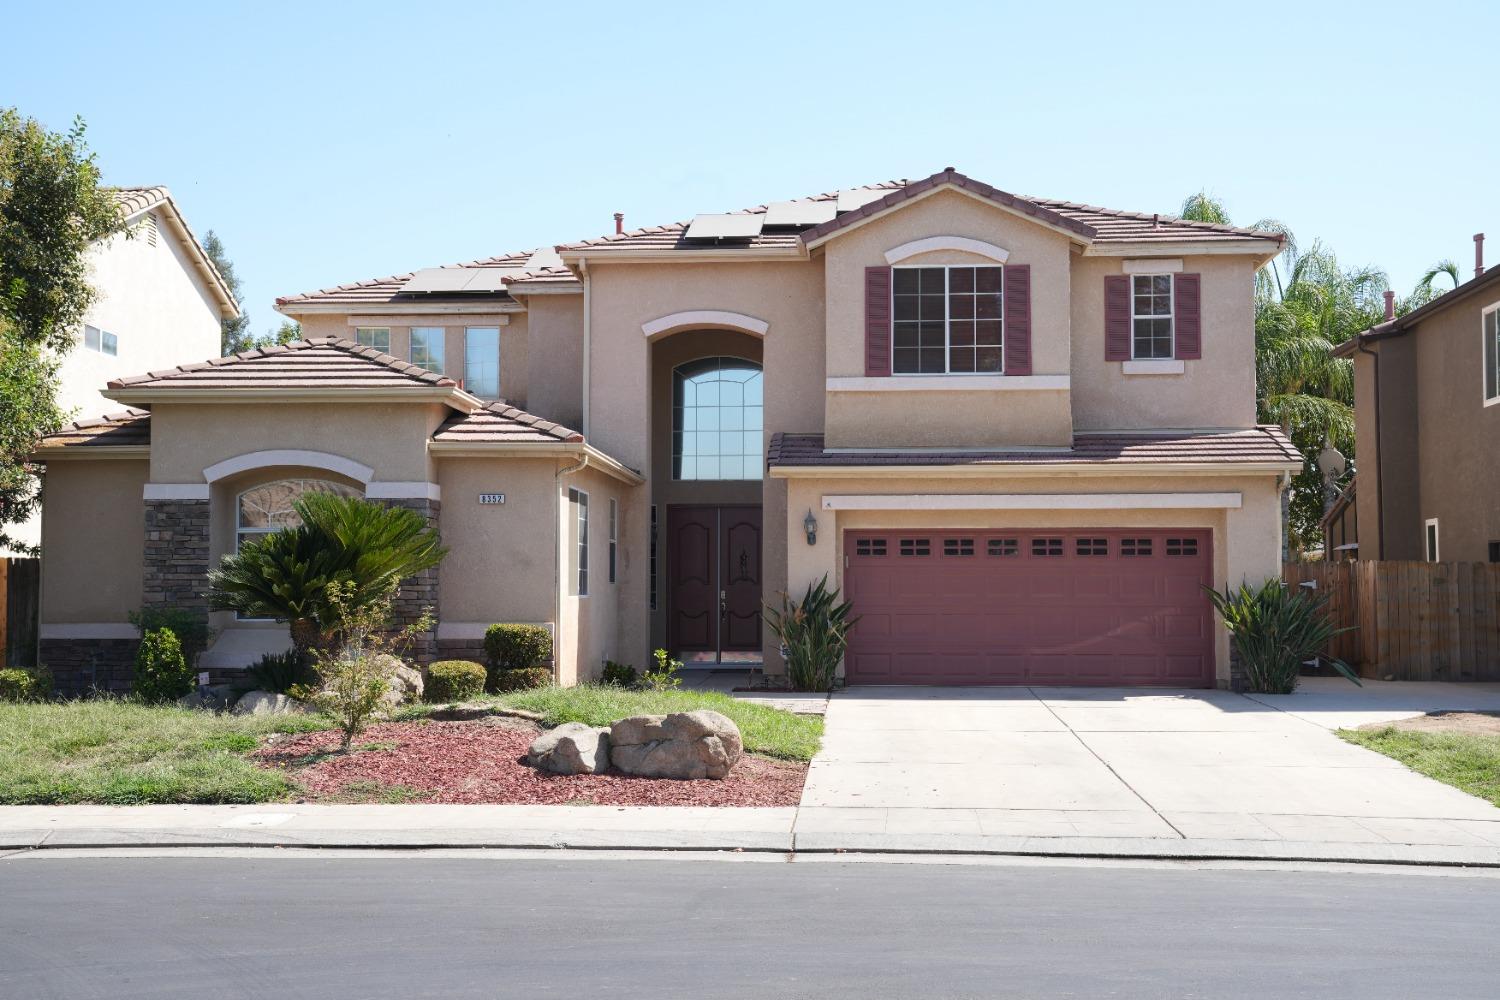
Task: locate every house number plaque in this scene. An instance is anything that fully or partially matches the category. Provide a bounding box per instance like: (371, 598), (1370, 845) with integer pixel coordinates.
(478, 493), (506, 505)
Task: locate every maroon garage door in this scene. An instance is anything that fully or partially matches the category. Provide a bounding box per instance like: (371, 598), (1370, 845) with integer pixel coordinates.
(843, 529), (1214, 686)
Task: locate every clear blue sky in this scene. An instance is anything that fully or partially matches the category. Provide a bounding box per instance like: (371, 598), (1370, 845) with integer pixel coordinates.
(5, 1), (1495, 339)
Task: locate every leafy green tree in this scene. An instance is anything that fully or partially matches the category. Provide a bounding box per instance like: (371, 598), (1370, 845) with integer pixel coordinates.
(265, 319), (300, 346)
(0, 109), (124, 552)
(208, 493), (446, 653)
(201, 229), (253, 355)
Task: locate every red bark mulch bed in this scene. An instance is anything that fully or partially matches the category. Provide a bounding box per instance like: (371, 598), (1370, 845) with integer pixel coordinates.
(251, 718), (807, 807)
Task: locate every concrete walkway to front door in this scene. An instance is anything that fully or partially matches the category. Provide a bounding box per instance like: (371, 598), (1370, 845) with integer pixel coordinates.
(796, 678), (1500, 853)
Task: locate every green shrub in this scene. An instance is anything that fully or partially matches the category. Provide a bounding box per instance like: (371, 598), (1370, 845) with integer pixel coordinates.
(764, 575), (859, 692)
(129, 607), (215, 665)
(1206, 578), (1360, 694)
(239, 649), (314, 696)
(491, 666), (552, 693)
(641, 648), (683, 691)
(484, 624), (552, 672)
(0, 665), (52, 703)
(601, 660), (637, 687)
(426, 660), (487, 702)
(132, 628), (194, 704)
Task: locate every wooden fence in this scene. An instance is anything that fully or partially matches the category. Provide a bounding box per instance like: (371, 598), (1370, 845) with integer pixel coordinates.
(2, 557), (40, 667)
(1283, 560), (1500, 681)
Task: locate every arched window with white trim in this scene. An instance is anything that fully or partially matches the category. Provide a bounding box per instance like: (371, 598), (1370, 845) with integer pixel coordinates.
(672, 357), (763, 481)
(236, 479), (360, 551)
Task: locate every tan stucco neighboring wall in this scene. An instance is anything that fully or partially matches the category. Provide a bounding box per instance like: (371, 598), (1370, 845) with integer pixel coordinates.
(1352, 335), (1421, 560)
(147, 402), (448, 484)
(820, 188), (1075, 448)
(1413, 300), (1500, 561)
(523, 295), (584, 428)
(780, 470), (1284, 685)
(1070, 254), (1260, 431)
(40, 460), (148, 623)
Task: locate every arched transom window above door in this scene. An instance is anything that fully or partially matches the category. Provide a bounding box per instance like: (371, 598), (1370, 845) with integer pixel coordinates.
(672, 357), (763, 481)
(236, 479), (360, 550)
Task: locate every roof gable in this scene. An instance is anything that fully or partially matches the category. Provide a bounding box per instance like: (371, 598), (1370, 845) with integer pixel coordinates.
(433, 402), (584, 445)
(110, 187), (241, 319)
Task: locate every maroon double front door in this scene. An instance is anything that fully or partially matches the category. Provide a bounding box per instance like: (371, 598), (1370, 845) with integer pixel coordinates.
(843, 528), (1215, 686)
(666, 506), (762, 662)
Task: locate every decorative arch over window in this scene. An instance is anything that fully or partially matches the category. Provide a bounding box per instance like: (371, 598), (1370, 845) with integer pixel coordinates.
(236, 479), (360, 550)
(205, 449), (374, 485)
(672, 358), (763, 481)
(641, 310), (769, 341)
(883, 235), (1011, 265)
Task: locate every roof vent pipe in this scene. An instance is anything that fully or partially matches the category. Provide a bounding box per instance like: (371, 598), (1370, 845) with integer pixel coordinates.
(1383, 290), (1396, 321)
(614, 212), (624, 235)
(1476, 233), (1486, 277)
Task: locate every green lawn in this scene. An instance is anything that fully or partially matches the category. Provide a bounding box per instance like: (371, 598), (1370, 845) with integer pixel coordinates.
(494, 685), (824, 762)
(1340, 726), (1500, 808)
(0, 700), (331, 805)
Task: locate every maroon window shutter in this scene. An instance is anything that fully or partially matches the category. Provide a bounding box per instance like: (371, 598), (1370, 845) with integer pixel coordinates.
(1174, 273), (1202, 360)
(865, 266), (892, 376)
(1003, 264), (1031, 375)
(1104, 274), (1132, 361)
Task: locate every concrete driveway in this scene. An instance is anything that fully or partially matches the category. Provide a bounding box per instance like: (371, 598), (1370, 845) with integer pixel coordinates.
(797, 678), (1500, 849)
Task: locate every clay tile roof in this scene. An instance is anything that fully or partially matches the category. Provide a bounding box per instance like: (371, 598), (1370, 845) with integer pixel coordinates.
(433, 401), (584, 445)
(767, 426), (1302, 469)
(111, 186), (172, 219)
(38, 409), (151, 449)
(275, 251), (576, 307)
(106, 337), (458, 391)
(1025, 197), (1286, 245)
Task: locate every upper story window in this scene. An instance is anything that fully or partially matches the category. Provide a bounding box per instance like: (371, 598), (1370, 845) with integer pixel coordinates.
(673, 358), (763, 481)
(410, 327), (445, 374)
(892, 266), (1003, 374)
(355, 327), (390, 352)
(465, 327), (500, 398)
(1484, 303), (1499, 404)
(83, 325), (119, 356)
(1132, 275), (1174, 359)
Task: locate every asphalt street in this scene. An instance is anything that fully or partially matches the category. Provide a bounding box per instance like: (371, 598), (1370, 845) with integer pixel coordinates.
(2, 851), (1495, 999)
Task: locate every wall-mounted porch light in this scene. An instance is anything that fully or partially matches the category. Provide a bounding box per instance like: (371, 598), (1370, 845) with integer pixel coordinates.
(803, 509), (818, 546)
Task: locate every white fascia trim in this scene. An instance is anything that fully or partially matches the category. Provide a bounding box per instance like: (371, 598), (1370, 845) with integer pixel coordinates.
(1121, 360), (1186, 375)
(144, 483), (211, 501)
(826, 375), (1070, 392)
(821, 492), (1243, 511)
(366, 481), (441, 501)
(1084, 240), (1280, 258)
(436, 621), (555, 641)
(40, 623), (138, 639)
(280, 301), (526, 317)
(885, 236), (1010, 265)
(641, 310), (769, 340)
(1122, 258), (1184, 274)
(772, 463), (1297, 479)
(203, 450), (375, 485)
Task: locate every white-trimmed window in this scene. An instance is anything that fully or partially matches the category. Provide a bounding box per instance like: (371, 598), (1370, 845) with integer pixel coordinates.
(892, 265), (1003, 374)
(465, 327), (500, 398)
(1425, 518), (1440, 563)
(83, 325), (119, 356)
(355, 327), (390, 352)
(608, 498), (618, 584)
(410, 327), (445, 374)
(1131, 275), (1174, 359)
(1484, 303), (1499, 404)
(236, 479), (360, 618)
(570, 487), (589, 596)
(672, 358), (763, 481)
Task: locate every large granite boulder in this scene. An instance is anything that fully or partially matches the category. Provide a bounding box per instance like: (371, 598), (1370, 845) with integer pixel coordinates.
(231, 690), (306, 716)
(528, 722), (611, 775)
(609, 710), (743, 780)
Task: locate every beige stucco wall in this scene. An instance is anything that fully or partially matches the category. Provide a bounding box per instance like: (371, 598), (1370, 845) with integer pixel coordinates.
(555, 463), (634, 684)
(1070, 254), (1260, 431)
(147, 401), (447, 484)
(39, 459), (148, 623)
(522, 295), (585, 429)
(820, 188), (1075, 447)
(779, 470), (1285, 685)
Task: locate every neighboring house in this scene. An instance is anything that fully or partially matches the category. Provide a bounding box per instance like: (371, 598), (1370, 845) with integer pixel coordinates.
(1332, 258), (1500, 563)
(33, 168), (1297, 693)
(5, 187), (238, 555)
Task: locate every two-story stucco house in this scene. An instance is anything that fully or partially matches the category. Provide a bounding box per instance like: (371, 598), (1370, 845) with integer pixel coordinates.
(5, 187), (238, 556)
(33, 168), (1297, 692)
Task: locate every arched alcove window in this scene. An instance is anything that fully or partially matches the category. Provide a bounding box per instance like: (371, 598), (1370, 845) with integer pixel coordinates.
(236, 479), (360, 551)
(672, 357), (763, 481)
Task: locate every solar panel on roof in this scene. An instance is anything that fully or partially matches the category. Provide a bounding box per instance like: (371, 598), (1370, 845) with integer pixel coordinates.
(763, 200), (838, 227)
(401, 267), (521, 294)
(684, 214), (765, 240)
(835, 188), (891, 213)
(525, 247), (564, 271)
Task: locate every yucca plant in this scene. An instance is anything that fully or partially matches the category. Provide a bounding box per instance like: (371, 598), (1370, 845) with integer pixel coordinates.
(208, 493), (446, 654)
(1205, 578), (1359, 694)
(764, 575), (859, 693)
